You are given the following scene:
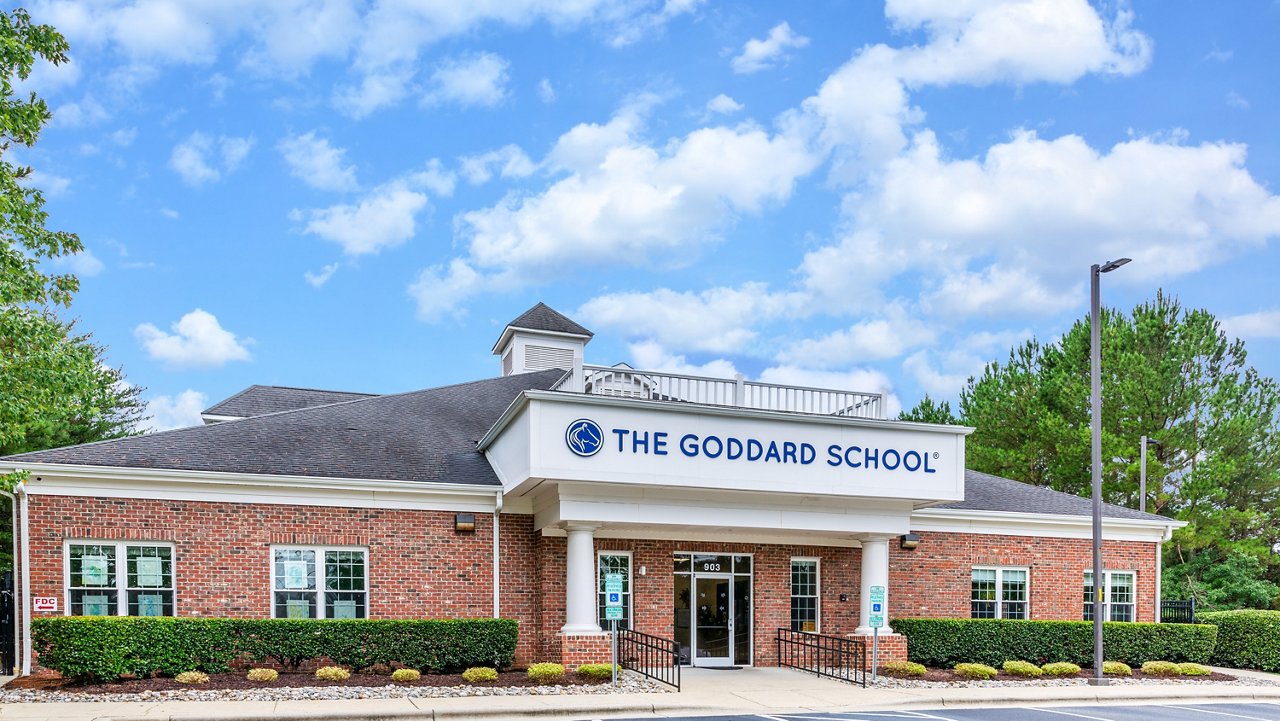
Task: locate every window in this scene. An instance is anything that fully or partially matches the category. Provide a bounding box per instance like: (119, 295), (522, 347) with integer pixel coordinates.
(1084, 571), (1135, 622)
(272, 547), (367, 619)
(597, 552), (632, 629)
(790, 558), (820, 632)
(67, 542), (174, 616)
(970, 567), (1028, 619)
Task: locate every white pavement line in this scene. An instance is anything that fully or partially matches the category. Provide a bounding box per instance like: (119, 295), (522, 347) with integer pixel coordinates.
(1026, 707), (1118, 721)
(892, 710), (964, 721)
(1159, 705), (1279, 720)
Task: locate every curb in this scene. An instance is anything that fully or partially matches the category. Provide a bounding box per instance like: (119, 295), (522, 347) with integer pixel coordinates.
(99, 702), (719, 721)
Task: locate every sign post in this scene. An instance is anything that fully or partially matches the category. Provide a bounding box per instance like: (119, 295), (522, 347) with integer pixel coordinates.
(869, 585), (886, 683)
(605, 573), (624, 684)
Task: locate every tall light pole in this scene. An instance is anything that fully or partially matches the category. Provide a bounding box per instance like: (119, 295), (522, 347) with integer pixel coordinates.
(1139, 436), (1160, 514)
(1090, 257), (1130, 686)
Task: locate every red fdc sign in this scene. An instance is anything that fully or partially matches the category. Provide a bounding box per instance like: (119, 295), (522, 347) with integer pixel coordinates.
(32, 596), (58, 613)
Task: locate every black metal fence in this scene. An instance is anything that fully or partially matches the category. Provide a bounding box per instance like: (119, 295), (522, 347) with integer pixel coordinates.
(1161, 599), (1197, 624)
(618, 628), (680, 690)
(776, 628), (867, 686)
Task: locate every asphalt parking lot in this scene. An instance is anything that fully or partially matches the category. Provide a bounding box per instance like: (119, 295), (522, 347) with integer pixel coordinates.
(616, 703), (1280, 721)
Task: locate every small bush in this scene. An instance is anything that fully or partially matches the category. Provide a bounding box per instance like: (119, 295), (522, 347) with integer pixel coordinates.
(575, 663), (618, 680)
(954, 663), (998, 680)
(175, 671), (209, 684)
(1002, 660), (1042, 677)
(391, 668), (421, 682)
(246, 668), (278, 682)
(1200, 610), (1280, 673)
(1177, 663), (1212, 676)
(315, 666), (351, 681)
(1041, 662), (1082, 676)
(1141, 660), (1179, 676)
(1103, 661), (1133, 677)
(462, 667), (498, 683)
(527, 662), (565, 684)
(882, 660), (926, 677)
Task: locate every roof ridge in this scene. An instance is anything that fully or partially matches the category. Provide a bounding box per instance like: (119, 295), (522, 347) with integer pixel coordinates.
(249, 385), (378, 395)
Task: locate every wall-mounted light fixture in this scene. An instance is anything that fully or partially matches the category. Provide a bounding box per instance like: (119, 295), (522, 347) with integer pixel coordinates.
(899, 533), (921, 550)
(455, 513), (476, 533)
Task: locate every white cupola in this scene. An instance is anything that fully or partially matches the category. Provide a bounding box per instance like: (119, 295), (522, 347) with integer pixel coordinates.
(492, 302), (593, 390)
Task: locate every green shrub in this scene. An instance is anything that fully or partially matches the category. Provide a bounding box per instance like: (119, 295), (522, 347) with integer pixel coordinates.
(527, 662), (565, 683)
(1041, 662), (1082, 676)
(882, 660), (926, 677)
(575, 663), (618, 680)
(1001, 660), (1042, 677)
(1141, 660), (1179, 676)
(315, 665), (350, 681)
(892, 618), (1217, 667)
(1103, 661), (1133, 676)
(246, 668), (278, 682)
(31, 617), (519, 682)
(1200, 610), (1280, 673)
(954, 663), (998, 680)
(175, 671), (209, 684)
(462, 667), (498, 683)
(1177, 662), (1212, 676)
(391, 668), (421, 682)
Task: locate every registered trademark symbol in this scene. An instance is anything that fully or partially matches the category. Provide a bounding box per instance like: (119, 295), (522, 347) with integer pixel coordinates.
(933, 452), (940, 459)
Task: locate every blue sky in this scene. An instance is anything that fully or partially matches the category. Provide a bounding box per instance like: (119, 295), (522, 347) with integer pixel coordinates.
(21, 0), (1280, 429)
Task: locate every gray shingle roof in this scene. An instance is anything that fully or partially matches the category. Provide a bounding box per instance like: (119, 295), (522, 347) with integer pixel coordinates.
(939, 469), (1168, 522)
(203, 385), (379, 418)
(4, 370), (566, 485)
(507, 302), (593, 337)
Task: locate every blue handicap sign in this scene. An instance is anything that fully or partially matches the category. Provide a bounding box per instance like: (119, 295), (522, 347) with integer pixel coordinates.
(873, 603), (882, 612)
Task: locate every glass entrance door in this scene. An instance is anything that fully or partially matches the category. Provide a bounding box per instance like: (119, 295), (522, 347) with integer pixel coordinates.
(693, 574), (733, 666)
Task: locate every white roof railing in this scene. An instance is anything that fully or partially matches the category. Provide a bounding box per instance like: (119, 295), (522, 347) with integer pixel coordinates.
(555, 364), (883, 419)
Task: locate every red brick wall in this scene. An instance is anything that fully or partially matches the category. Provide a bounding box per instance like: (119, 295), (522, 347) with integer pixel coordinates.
(890, 531), (1160, 622)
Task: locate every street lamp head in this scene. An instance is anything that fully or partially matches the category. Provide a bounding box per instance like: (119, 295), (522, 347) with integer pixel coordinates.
(1145, 437), (1162, 448)
(1099, 258), (1132, 273)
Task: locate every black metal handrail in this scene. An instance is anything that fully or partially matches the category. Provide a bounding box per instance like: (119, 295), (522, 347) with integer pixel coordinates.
(618, 628), (681, 690)
(1161, 599), (1197, 624)
(776, 628), (866, 686)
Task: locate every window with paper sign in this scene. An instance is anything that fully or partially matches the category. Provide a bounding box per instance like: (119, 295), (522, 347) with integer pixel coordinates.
(271, 546), (367, 619)
(66, 541), (174, 616)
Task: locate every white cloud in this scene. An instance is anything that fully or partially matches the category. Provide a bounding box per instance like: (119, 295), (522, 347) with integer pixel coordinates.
(459, 144), (536, 184)
(304, 262), (339, 287)
(332, 70), (412, 119)
(278, 131), (359, 191)
(777, 307), (936, 365)
(169, 132), (255, 186)
(537, 78), (557, 103)
(579, 284), (803, 354)
(27, 169), (72, 197)
(52, 248), (105, 277)
(731, 21), (809, 74)
(609, 0), (702, 47)
(143, 389), (208, 432)
(134, 309), (252, 369)
(1226, 91), (1249, 110)
(1221, 310), (1280, 340)
(110, 127), (138, 146)
(705, 94), (744, 115)
(405, 159), (457, 197)
(627, 340), (739, 379)
(51, 97), (110, 127)
(295, 181), (428, 255)
(159, 207), (180, 219)
(407, 259), (483, 321)
(423, 52), (510, 109)
(903, 350), (973, 399)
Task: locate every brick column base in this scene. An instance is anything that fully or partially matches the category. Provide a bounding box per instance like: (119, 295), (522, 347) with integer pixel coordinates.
(850, 633), (908, 671)
(559, 633), (612, 670)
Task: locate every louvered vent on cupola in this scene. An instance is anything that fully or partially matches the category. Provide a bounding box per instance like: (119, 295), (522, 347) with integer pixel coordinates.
(524, 344), (574, 371)
(491, 302), (594, 390)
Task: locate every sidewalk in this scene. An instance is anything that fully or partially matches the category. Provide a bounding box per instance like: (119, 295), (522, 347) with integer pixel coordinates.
(1, 667), (1279, 721)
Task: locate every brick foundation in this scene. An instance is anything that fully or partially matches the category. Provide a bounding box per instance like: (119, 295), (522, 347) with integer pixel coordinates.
(559, 633), (613, 669)
(854, 632), (908, 670)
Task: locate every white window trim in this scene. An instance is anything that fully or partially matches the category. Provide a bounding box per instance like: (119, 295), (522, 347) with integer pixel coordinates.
(1085, 569), (1138, 622)
(970, 565), (1030, 620)
(269, 545), (369, 619)
(790, 556), (821, 633)
(597, 550), (634, 628)
(63, 540), (177, 617)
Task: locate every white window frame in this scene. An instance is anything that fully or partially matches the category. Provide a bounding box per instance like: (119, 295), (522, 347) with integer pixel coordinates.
(790, 557), (821, 633)
(63, 540), (176, 617)
(270, 545), (369, 619)
(970, 566), (1030, 620)
(1084, 570), (1137, 622)
(597, 550), (634, 629)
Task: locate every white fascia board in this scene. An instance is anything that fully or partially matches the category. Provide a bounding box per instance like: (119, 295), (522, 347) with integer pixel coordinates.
(490, 327), (591, 355)
(199, 414), (242, 424)
(541, 525), (862, 548)
(911, 507), (1182, 542)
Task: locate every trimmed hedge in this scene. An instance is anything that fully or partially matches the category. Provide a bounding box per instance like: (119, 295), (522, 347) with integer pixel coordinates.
(32, 617), (519, 682)
(892, 618), (1217, 667)
(1199, 610), (1280, 673)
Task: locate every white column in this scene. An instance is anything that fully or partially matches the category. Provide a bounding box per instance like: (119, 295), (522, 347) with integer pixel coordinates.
(561, 522), (603, 634)
(856, 535), (893, 635)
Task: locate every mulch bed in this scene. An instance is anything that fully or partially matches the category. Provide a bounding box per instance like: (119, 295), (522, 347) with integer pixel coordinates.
(7, 670), (608, 694)
(880, 667), (1238, 683)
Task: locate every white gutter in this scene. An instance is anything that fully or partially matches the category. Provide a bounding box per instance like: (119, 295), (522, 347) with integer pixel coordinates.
(493, 491), (502, 618)
(0, 489), (19, 675)
(18, 483), (30, 675)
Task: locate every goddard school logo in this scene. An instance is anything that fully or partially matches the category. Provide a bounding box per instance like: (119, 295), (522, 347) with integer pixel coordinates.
(565, 419), (604, 457)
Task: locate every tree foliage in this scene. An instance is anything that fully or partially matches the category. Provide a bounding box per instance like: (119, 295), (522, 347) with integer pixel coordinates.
(902, 292), (1280, 608)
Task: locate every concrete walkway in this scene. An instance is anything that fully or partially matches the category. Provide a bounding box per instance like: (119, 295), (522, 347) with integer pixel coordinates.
(1, 667), (1279, 721)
